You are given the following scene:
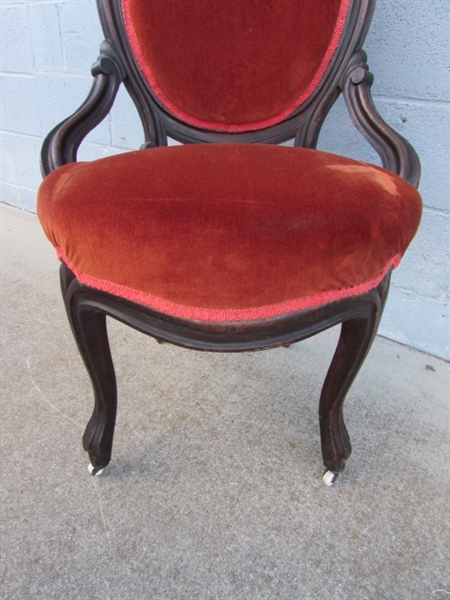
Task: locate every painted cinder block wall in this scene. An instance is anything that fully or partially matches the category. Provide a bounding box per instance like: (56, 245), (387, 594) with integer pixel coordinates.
(1, 0), (449, 360)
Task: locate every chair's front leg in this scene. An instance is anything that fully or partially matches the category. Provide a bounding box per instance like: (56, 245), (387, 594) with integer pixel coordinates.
(60, 264), (117, 475)
(319, 315), (379, 486)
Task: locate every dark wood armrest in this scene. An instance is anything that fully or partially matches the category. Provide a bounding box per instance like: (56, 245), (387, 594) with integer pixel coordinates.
(341, 50), (421, 188)
(40, 40), (125, 177)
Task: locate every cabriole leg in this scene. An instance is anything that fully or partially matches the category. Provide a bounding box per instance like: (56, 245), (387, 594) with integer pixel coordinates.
(61, 264), (117, 474)
(319, 315), (379, 485)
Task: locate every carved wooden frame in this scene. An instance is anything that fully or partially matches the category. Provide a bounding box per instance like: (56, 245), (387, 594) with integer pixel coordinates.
(40, 0), (420, 483)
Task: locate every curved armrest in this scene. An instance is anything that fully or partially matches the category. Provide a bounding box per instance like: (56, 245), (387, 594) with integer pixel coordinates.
(40, 41), (125, 177)
(341, 50), (421, 188)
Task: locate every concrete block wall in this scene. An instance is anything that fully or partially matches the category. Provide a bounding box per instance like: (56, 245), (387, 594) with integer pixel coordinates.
(1, 0), (449, 359)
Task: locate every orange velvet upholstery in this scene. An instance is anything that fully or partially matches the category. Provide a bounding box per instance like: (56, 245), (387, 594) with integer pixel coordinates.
(37, 144), (422, 322)
(122, 0), (349, 131)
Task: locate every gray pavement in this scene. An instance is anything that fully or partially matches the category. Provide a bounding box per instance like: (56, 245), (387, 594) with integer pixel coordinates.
(1, 203), (449, 600)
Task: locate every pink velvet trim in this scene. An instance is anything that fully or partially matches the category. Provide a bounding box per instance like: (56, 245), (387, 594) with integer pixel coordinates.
(56, 248), (400, 323)
(121, 0), (350, 133)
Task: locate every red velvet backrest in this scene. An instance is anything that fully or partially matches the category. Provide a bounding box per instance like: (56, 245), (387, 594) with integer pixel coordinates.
(122, 0), (350, 133)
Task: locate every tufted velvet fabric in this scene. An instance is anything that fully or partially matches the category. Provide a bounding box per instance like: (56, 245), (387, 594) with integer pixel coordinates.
(37, 144), (422, 322)
(122, 0), (350, 132)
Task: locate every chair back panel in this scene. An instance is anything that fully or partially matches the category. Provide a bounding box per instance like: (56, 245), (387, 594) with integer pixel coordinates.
(121, 0), (350, 133)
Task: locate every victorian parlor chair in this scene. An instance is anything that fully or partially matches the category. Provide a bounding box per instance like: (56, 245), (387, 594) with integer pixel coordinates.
(37, 0), (422, 485)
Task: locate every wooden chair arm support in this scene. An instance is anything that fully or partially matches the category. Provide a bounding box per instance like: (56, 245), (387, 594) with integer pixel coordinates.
(40, 41), (125, 177)
(342, 50), (421, 188)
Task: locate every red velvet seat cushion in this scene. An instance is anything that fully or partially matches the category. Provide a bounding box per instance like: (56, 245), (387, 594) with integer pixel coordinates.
(37, 144), (422, 322)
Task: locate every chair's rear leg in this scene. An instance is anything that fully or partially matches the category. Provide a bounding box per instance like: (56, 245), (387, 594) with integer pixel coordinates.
(319, 315), (378, 485)
(61, 265), (117, 474)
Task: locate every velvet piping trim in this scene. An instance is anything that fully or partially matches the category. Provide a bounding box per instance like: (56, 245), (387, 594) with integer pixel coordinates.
(57, 248), (399, 323)
(121, 0), (350, 133)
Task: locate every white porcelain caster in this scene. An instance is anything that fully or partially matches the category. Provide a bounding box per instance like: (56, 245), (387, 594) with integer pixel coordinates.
(322, 469), (339, 487)
(88, 463), (104, 476)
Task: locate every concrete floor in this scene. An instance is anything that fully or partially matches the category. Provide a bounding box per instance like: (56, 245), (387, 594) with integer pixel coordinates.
(1, 203), (449, 600)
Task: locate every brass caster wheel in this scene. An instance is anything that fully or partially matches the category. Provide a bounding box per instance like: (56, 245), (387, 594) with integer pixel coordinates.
(322, 469), (339, 487)
(88, 463), (104, 476)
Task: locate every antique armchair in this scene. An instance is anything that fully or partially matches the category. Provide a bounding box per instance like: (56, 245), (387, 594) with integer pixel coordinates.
(37, 0), (422, 485)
